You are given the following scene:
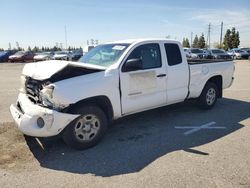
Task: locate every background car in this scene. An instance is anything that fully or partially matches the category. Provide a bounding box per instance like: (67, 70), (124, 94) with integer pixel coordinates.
(207, 49), (232, 59)
(8, 51), (34, 62)
(52, 51), (72, 61)
(240, 48), (250, 55)
(187, 48), (205, 59)
(183, 47), (191, 58)
(201, 49), (213, 59)
(0, 50), (17, 62)
(227, 48), (249, 59)
(33, 51), (54, 61)
(71, 49), (83, 61)
(83, 45), (95, 54)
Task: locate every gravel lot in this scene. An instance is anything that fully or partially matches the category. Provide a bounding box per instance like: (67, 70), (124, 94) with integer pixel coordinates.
(0, 60), (250, 188)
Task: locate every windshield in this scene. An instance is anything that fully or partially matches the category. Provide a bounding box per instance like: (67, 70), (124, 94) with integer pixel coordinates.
(38, 52), (51, 55)
(235, 50), (244, 53)
(79, 44), (129, 68)
(191, 49), (203, 53)
(212, 49), (225, 53)
(15, 51), (25, 55)
(0, 51), (7, 55)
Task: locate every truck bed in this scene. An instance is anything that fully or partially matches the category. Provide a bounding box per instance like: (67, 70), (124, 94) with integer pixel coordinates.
(188, 59), (233, 65)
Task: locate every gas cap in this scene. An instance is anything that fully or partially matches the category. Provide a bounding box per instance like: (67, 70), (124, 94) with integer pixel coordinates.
(202, 65), (209, 75)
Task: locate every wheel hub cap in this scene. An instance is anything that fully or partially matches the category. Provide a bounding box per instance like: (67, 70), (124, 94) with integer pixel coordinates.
(74, 114), (100, 141)
(206, 88), (216, 105)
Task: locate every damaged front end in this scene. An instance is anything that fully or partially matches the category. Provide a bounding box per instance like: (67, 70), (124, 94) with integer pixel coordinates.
(10, 63), (104, 137)
(23, 76), (67, 111)
(21, 64), (104, 111)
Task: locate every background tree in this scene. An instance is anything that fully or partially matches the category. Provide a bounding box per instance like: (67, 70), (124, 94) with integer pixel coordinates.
(182, 38), (190, 48)
(231, 28), (240, 48)
(32, 46), (40, 52)
(192, 35), (199, 48)
(198, 33), (206, 48)
(223, 27), (240, 50)
(223, 29), (232, 50)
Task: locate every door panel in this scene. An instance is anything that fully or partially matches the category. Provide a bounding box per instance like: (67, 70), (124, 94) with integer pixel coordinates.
(164, 43), (189, 104)
(120, 43), (167, 115)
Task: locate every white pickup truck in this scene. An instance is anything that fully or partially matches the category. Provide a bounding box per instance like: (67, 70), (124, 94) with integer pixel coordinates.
(10, 39), (234, 149)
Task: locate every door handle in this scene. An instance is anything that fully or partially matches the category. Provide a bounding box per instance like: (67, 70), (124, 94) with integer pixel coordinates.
(156, 74), (166, 78)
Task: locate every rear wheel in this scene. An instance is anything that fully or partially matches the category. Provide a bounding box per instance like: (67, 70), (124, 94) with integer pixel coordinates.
(63, 105), (107, 150)
(198, 82), (218, 109)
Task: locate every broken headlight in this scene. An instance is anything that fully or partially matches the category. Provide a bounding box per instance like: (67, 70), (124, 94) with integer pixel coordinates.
(40, 85), (54, 108)
(20, 75), (27, 93)
(40, 85), (67, 110)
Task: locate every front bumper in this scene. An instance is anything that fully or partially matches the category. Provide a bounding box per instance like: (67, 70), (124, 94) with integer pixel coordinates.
(10, 93), (79, 137)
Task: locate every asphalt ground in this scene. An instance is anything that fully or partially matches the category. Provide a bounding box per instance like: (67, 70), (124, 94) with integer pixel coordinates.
(0, 60), (249, 188)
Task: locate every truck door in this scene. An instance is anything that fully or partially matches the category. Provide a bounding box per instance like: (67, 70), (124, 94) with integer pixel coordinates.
(120, 43), (167, 115)
(164, 43), (189, 104)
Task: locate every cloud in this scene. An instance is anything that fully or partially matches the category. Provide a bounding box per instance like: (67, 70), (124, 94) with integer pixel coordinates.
(188, 9), (250, 46)
(190, 9), (250, 31)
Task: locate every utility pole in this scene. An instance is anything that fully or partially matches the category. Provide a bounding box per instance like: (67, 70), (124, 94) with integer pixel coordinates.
(191, 32), (193, 48)
(64, 25), (68, 50)
(208, 23), (211, 49)
(220, 21), (223, 47)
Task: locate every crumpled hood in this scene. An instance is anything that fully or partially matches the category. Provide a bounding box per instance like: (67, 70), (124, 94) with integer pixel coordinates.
(22, 60), (105, 80)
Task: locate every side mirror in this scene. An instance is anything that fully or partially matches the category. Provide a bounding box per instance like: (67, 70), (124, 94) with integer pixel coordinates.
(123, 58), (142, 72)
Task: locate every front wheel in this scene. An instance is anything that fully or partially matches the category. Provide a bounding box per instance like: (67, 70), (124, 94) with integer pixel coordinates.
(63, 105), (107, 150)
(198, 82), (218, 109)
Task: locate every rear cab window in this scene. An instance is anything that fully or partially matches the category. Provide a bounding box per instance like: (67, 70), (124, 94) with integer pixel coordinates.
(164, 43), (182, 66)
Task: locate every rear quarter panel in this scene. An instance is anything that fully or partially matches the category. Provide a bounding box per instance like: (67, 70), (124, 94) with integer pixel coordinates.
(188, 61), (234, 98)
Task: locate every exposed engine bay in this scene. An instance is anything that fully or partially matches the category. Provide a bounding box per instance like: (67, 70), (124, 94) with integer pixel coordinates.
(22, 65), (103, 110)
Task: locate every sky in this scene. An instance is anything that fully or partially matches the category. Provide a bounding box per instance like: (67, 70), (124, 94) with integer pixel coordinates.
(0, 0), (250, 49)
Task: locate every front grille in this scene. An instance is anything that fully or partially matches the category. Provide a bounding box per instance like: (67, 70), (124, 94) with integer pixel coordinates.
(26, 78), (42, 104)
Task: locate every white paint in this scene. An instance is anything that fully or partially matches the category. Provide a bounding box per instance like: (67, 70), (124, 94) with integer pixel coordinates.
(10, 39), (234, 138)
(175, 122), (226, 135)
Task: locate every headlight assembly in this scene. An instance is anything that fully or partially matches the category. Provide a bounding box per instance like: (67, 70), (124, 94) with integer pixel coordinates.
(20, 75), (27, 93)
(40, 85), (54, 108)
(40, 85), (67, 110)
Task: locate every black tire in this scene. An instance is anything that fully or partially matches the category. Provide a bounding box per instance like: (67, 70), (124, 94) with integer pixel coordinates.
(63, 105), (107, 150)
(198, 82), (218, 109)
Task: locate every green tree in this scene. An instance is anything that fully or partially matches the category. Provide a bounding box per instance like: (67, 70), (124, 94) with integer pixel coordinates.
(192, 35), (199, 48)
(28, 46), (31, 51)
(182, 38), (190, 48)
(198, 33), (206, 48)
(231, 28), (240, 48)
(223, 28), (240, 50)
(223, 29), (232, 50)
(32, 46), (39, 52)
